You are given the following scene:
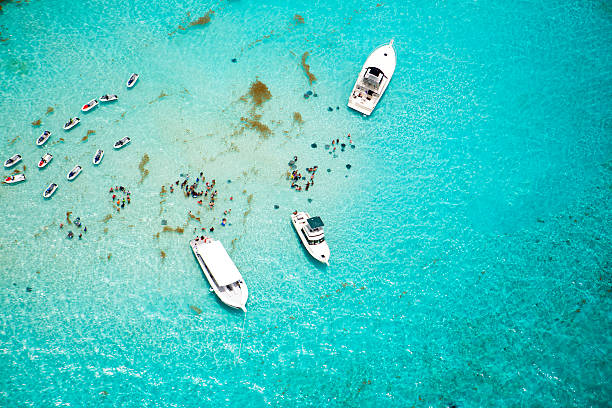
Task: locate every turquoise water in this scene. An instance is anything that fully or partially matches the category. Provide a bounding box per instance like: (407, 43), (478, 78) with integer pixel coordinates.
(1, 0), (611, 406)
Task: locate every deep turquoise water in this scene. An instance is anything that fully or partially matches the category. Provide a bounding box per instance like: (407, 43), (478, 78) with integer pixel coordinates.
(1, 0), (611, 406)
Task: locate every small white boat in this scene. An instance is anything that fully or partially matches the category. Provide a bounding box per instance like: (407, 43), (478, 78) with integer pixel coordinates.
(114, 137), (130, 149)
(81, 99), (98, 112)
(92, 149), (104, 165)
(126, 73), (139, 88)
(67, 165), (82, 180)
(3, 154), (22, 168)
(38, 153), (53, 169)
(190, 237), (248, 311)
(348, 39), (396, 116)
(63, 117), (80, 130)
(100, 94), (118, 102)
(36, 130), (51, 146)
(290, 211), (330, 265)
(43, 183), (58, 198)
(3, 174), (26, 184)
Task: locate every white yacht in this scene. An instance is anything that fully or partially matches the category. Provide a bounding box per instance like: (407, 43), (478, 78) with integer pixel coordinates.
(290, 211), (330, 265)
(348, 39), (396, 116)
(190, 237), (248, 312)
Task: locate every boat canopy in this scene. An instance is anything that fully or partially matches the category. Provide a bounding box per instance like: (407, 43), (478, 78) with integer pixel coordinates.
(363, 67), (385, 89)
(198, 240), (241, 286)
(307, 216), (324, 229)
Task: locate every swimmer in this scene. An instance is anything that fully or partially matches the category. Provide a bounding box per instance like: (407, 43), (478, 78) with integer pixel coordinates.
(209, 227), (214, 232)
(84, 226), (87, 232)
(59, 223), (63, 229)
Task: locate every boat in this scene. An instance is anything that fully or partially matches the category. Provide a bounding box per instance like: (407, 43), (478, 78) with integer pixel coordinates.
(63, 117), (80, 130)
(348, 39), (396, 116)
(4, 154), (22, 168)
(100, 94), (118, 102)
(67, 165), (82, 180)
(189, 237), (248, 311)
(113, 137), (130, 149)
(3, 174), (26, 184)
(126, 73), (139, 88)
(81, 99), (98, 112)
(43, 183), (57, 198)
(290, 211), (330, 265)
(36, 130), (51, 146)
(38, 153), (53, 168)
(92, 149), (104, 165)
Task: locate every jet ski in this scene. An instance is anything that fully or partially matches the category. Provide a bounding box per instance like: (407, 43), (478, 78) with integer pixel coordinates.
(63, 117), (80, 130)
(36, 130), (51, 146)
(126, 73), (139, 88)
(82, 99), (98, 112)
(43, 183), (58, 198)
(100, 94), (118, 102)
(67, 165), (82, 181)
(93, 149), (104, 165)
(4, 154), (22, 168)
(38, 153), (53, 168)
(114, 137), (131, 149)
(3, 174), (26, 184)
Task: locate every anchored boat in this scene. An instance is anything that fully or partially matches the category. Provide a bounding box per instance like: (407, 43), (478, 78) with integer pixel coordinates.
(100, 94), (118, 102)
(3, 154), (22, 168)
(92, 149), (104, 165)
(36, 130), (51, 146)
(290, 211), (330, 265)
(63, 117), (80, 130)
(190, 237), (248, 311)
(114, 137), (130, 149)
(43, 183), (57, 198)
(3, 174), (26, 184)
(38, 153), (53, 168)
(82, 99), (98, 112)
(67, 165), (82, 180)
(348, 39), (396, 116)
(126, 73), (139, 88)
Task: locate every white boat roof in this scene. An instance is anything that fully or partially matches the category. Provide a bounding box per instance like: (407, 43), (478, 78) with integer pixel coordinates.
(197, 240), (242, 286)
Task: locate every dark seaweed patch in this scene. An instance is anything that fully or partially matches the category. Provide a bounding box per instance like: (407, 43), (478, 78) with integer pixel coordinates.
(301, 52), (316, 84)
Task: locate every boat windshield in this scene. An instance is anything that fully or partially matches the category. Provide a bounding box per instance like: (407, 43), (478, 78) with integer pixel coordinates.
(363, 67), (384, 89)
(301, 229), (325, 245)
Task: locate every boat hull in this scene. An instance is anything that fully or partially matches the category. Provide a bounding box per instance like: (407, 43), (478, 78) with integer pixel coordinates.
(36, 131), (51, 146)
(290, 212), (330, 264)
(190, 238), (248, 311)
(43, 183), (57, 198)
(82, 99), (98, 112)
(348, 40), (396, 115)
(67, 166), (82, 180)
(4, 155), (22, 168)
(63, 118), (80, 130)
(3, 174), (26, 184)
(93, 150), (104, 165)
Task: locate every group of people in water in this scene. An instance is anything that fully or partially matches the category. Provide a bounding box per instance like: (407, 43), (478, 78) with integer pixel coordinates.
(59, 216), (87, 240)
(288, 156), (319, 192)
(170, 172), (220, 209)
(109, 186), (132, 211)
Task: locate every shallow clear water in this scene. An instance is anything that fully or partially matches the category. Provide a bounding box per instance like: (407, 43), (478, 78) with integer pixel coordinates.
(0, 0), (611, 406)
